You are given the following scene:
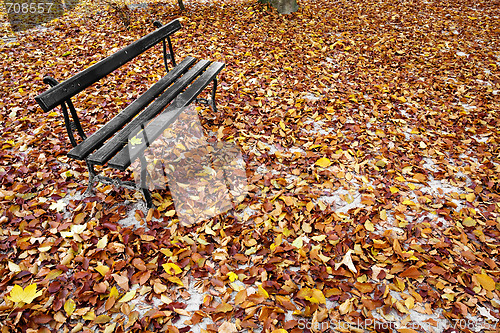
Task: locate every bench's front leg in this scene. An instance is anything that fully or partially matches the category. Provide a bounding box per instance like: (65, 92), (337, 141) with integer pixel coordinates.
(139, 155), (153, 208)
(210, 78), (218, 113)
(195, 78), (219, 115)
(84, 160), (96, 196)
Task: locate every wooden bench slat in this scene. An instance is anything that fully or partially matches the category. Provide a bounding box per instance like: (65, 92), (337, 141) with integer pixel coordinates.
(67, 56), (197, 161)
(35, 19), (181, 112)
(107, 61), (225, 171)
(87, 59), (212, 166)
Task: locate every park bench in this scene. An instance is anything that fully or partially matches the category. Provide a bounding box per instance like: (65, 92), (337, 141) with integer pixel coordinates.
(35, 19), (224, 208)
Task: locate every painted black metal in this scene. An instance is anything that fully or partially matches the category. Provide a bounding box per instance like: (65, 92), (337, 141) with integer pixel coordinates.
(167, 36), (176, 67)
(153, 21), (177, 72)
(43, 76), (87, 147)
(139, 155), (153, 208)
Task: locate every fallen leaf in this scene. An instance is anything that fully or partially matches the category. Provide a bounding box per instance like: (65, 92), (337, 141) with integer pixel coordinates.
(162, 263), (182, 275)
(334, 249), (357, 273)
(475, 273), (495, 291)
(64, 298), (76, 316)
(315, 157), (332, 168)
(218, 321), (237, 333)
(7, 284), (43, 304)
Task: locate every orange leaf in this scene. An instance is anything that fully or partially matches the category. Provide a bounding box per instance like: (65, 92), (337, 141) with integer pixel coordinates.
(400, 266), (421, 279)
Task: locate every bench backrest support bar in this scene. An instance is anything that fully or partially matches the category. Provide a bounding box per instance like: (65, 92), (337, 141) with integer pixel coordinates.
(43, 76), (87, 147)
(35, 19), (182, 112)
(154, 20), (177, 72)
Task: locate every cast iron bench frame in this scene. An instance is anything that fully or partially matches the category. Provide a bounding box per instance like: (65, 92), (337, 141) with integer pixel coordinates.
(35, 19), (225, 208)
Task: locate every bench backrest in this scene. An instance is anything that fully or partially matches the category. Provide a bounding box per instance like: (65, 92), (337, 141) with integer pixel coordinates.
(35, 19), (181, 112)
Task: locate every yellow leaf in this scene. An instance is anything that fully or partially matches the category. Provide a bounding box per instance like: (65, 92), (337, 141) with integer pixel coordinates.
(292, 237), (303, 248)
(64, 298), (76, 316)
(71, 223), (86, 234)
(204, 224), (216, 236)
(390, 186), (399, 194)
(7, 284), (43, 304)
(343, 193), (354, 204)
(227, 272), (238, 282)
(118, 289), (136, 303)
(167, 276), (184, 286)
(215, 302), (233, 313)
(272, 330), (288, 333)
(73, 212), (86, 224)
(96, 235), (108, 249)
(364, 220), (375, 232)
(375, 159), (387, 168)
(258, 284), (269, 298)
(162, 263), (182, 275)
(339, 298), (352, 315)
(305, 289), (326, 304)
(45, 269), (63, 280)
(311, 235), (326, 242)
(466, 193), (475, 203)
(315, 157), (332, 168)
(463, 217), (476, 227)
(82, 310), (96, 320)
(108, 286), (119, 299)
(94, 315), (112, 323)
(405, 297), (415, 310)
(165, 210), (176, 217)
(103, 323), (117, 333)
(475, 273), (495, 291)
(279, 121), (286, 130)
(380, 209), (387, 221)
(306, 201), (315, 212)
(129, 136), (142, 145)
(96, 265), (110, 276)
(402, 200), (415, 206)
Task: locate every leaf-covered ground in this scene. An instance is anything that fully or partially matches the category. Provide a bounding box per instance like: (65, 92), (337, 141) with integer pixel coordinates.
(1, 0), (499, 332)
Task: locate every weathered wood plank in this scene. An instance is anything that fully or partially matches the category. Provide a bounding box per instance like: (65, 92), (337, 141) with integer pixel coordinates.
(67, 56), (196, 160)
(35, 19), (182, 112)
(108, 61), (225, 171)
(87, 59), (212, 166)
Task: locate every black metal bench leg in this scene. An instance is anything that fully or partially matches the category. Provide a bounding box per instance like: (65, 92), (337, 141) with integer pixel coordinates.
(139, 155), (153, 208)
(195, 79), (219, 114)
(84, 160), (96, 196)
(210, 78), (218, 113)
